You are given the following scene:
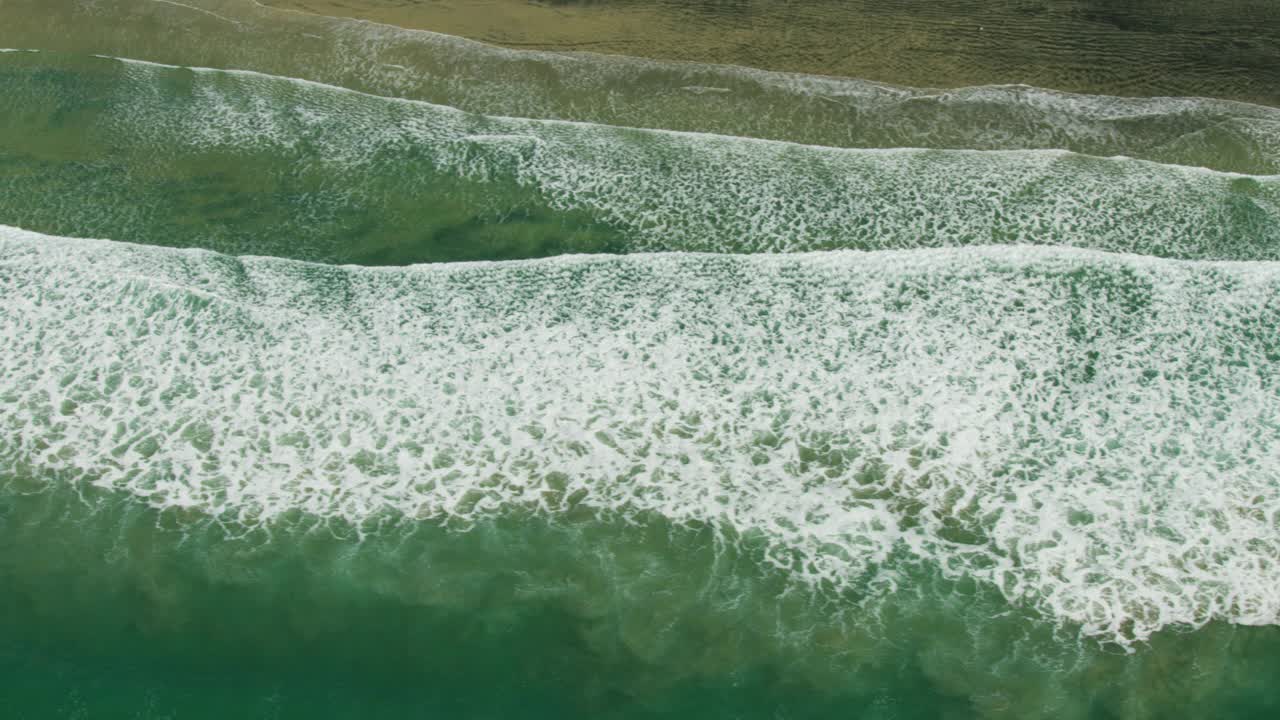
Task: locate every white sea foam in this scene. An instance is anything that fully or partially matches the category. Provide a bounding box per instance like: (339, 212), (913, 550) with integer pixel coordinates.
(2, 225), (1277, 646)
(97, 56), (1280, 258)
(152, 0), (243, 26)
(94, 51), (1280, 175)
(4, 0), (1279, 172)
(6, 53), (1279, 262)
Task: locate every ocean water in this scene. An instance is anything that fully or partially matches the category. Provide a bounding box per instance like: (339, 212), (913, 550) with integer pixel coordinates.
(253, 0), (1280, 106)
(2, 52), (1279, 263)
(3, 0), (1280, 166)
(1, 1), (1279, 719)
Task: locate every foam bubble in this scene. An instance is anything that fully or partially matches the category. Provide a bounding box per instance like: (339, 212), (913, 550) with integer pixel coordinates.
(2, 53), (1279, 264)
(2, 225), (1277, 646)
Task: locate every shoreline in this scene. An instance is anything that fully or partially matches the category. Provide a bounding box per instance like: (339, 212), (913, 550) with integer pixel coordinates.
(259, 0), (1280, 106)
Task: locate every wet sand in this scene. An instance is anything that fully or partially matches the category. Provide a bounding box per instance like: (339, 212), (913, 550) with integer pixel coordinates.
(260, 0), (1280, 104)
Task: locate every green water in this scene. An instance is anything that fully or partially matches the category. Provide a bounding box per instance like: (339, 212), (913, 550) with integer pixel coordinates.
(2, 51), (1278, 263)
(266, 0), (1280, 107)
(1, 1), (1279, 719)
(3, 0), (1280, 168)
(3, 481), (1276, 719)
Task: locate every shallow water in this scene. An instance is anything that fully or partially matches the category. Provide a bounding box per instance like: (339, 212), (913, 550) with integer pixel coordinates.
(2, 52), (1278, 264)
(1, 1), (1278, 719)
(4, 1), (1279, 160)
(259, 0), (1280, 105)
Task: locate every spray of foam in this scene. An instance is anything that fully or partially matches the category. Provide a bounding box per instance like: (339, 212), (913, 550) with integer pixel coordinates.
(1, 225), (1277, 646)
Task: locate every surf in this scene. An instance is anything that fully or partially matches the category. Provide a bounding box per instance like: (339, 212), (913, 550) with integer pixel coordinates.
(0, 1), (1277, 173)
(3, 224), (1277, 650)
(2, 52), (1279, 265)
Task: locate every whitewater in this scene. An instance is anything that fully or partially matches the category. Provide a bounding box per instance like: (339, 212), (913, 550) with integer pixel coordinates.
(2, 225), (1277, 647)
(2, 4), (1279, 716)
(2, 52), (1279, 265)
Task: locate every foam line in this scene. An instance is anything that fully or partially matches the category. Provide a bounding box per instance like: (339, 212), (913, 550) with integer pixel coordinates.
(2, 52), (1279, 263)
(1, 0), (1277, 172)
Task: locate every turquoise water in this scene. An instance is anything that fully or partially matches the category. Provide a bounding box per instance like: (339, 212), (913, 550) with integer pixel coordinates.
(1, 2), (1279, 719)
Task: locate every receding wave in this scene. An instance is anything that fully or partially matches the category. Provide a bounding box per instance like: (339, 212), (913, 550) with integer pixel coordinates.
(0, 1), (1277, 172)
(2, 52), (1278, 264)
(3, 224), (1277, 650)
